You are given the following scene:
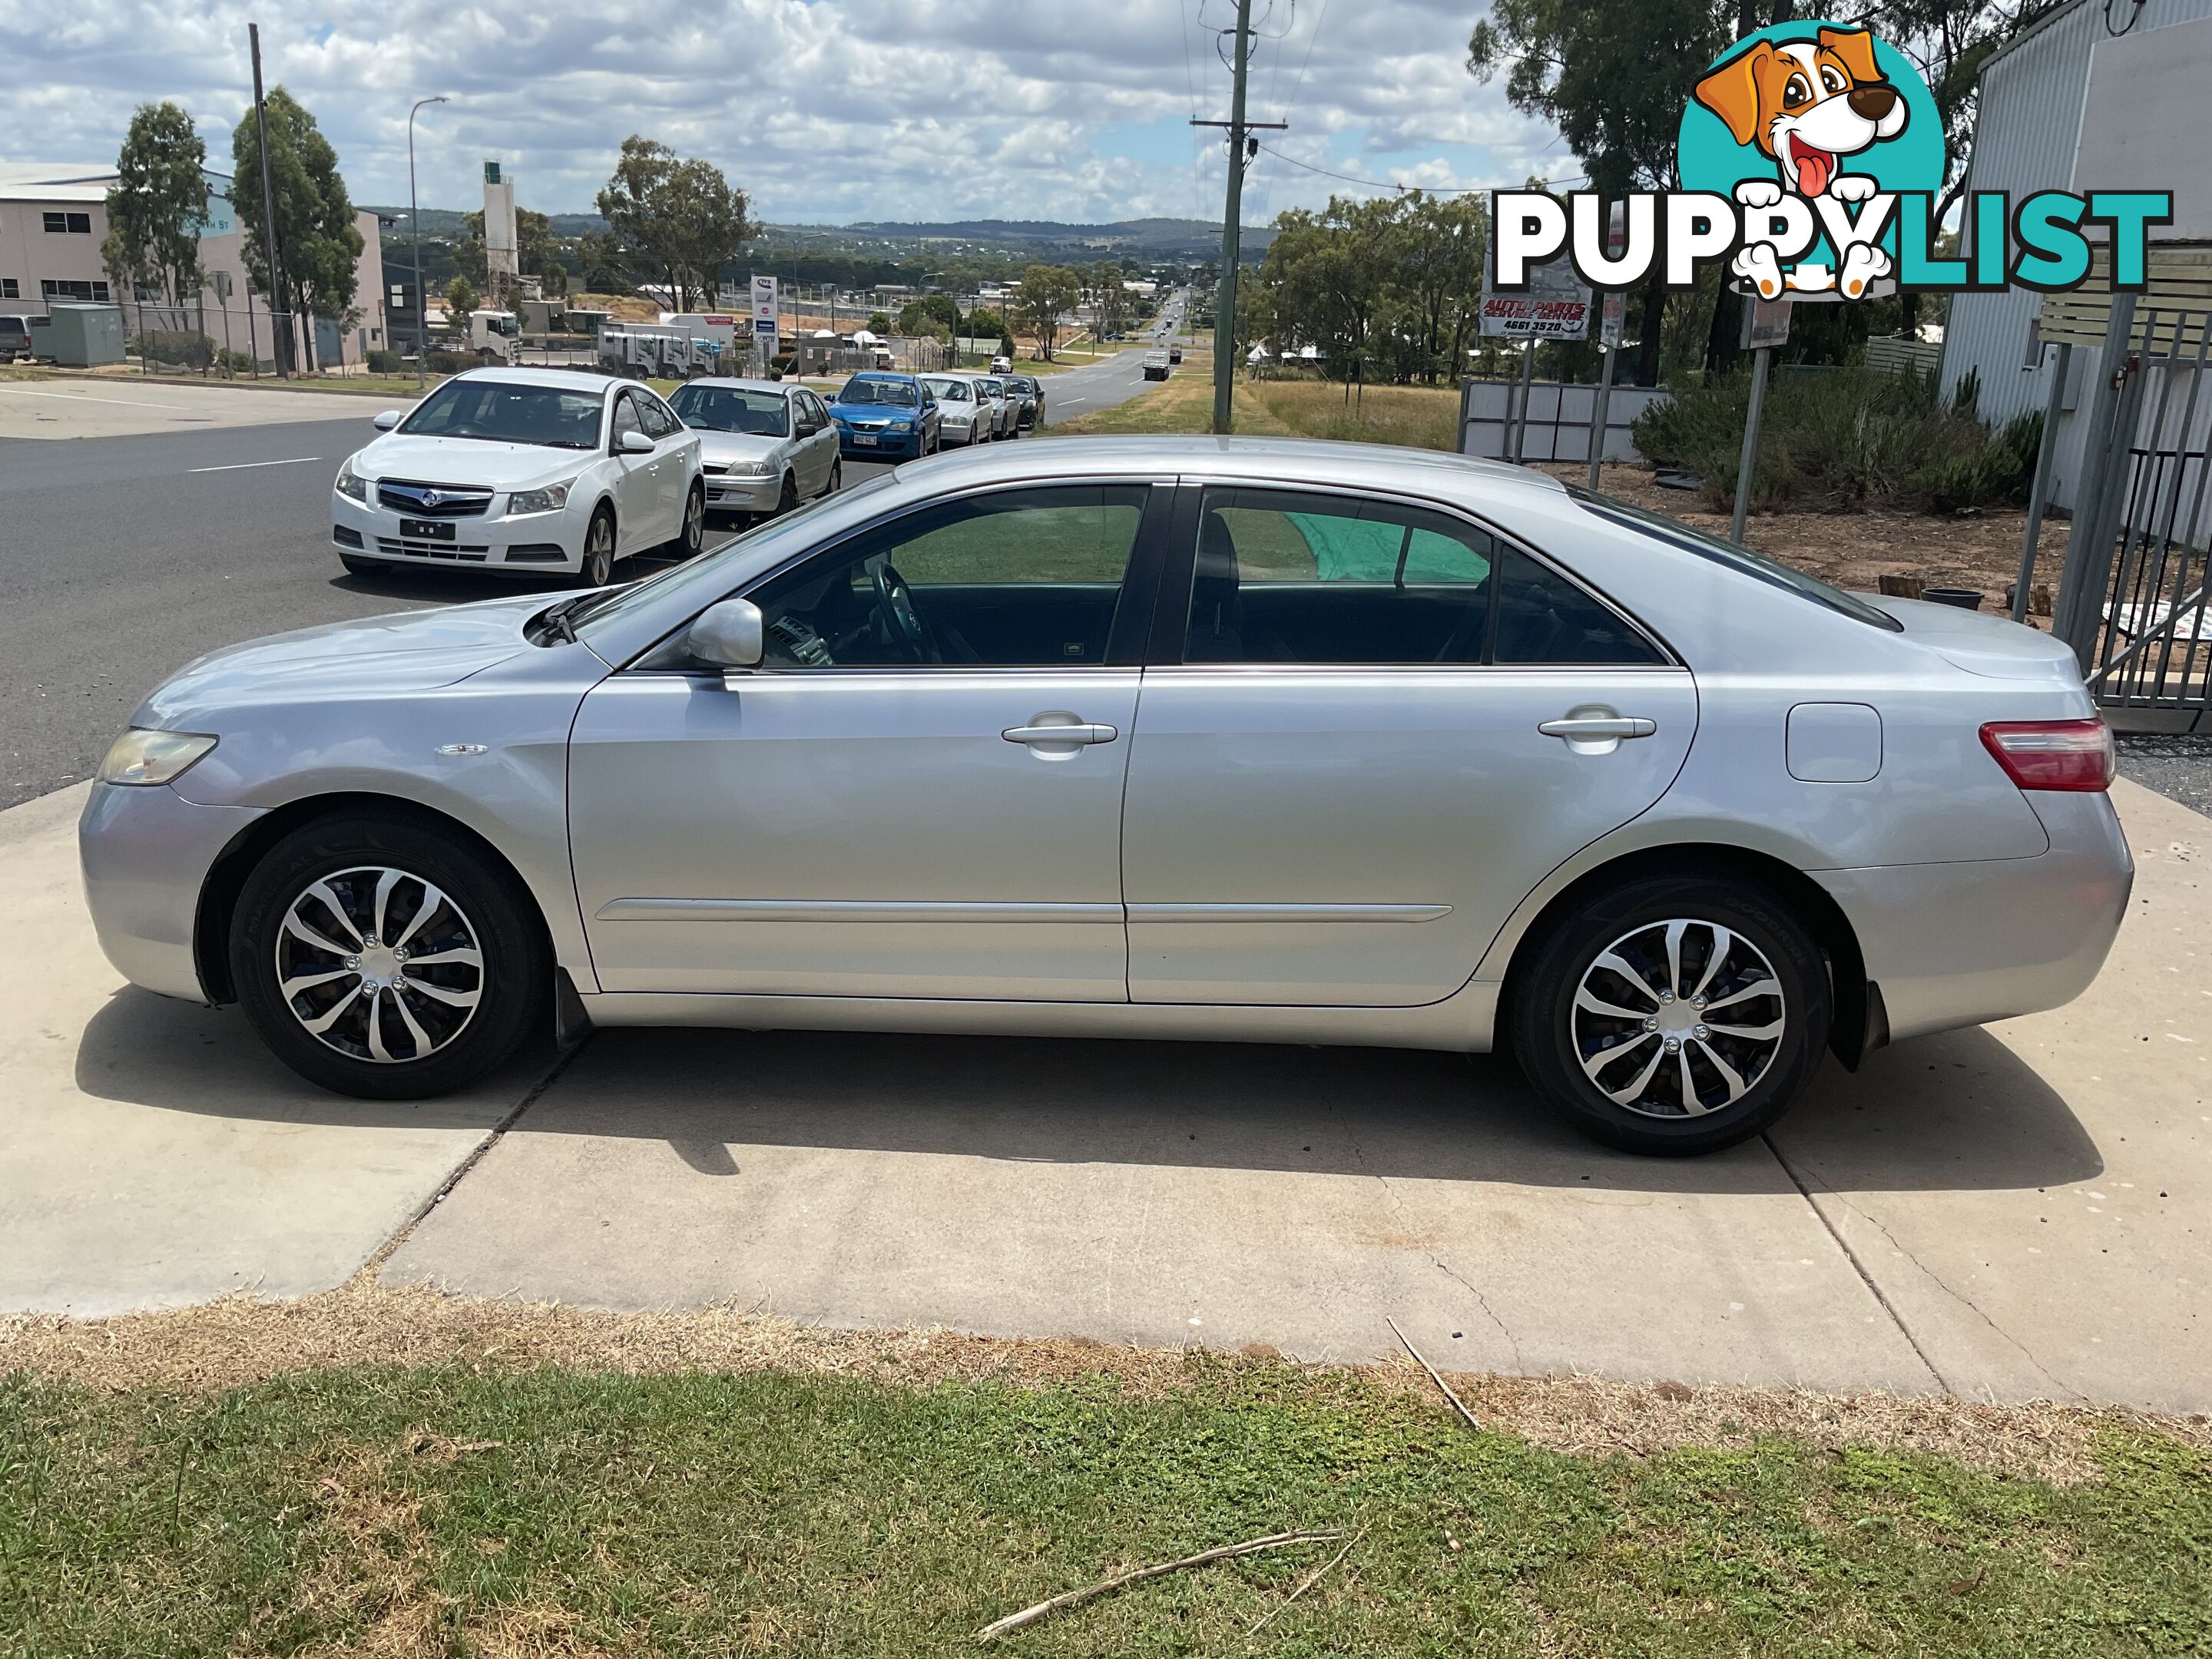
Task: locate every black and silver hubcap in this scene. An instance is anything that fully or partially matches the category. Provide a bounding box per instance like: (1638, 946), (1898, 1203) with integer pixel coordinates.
(274, 866), (484, 1064)
(585, 518), (612, 584)
(684, 491), (703, 552)
(1571, 919), (1785, 1118)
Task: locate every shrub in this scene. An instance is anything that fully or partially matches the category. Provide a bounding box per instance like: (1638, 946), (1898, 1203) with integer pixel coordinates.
(426, 351), (472, 376)
(1632, 365), (2042, 515)
(134, 330), (213, 369)
(365, 348), (404, 375)
(214, 349), (257, 377)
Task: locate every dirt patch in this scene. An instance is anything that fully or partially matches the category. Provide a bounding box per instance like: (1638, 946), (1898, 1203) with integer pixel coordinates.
(1554, 462), (2068, 624)
(7, 1277), (2204, 1486)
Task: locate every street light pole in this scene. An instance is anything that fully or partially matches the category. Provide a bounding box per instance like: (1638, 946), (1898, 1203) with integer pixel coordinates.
(408, 94), (449, 392)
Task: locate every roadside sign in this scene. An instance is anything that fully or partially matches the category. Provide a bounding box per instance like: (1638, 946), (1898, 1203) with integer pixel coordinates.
(750, 275), (778, 342)
(1600, 290), (1624, 348)
(1740, 297), (1793, 351)
(1480, 254), (1592, 341)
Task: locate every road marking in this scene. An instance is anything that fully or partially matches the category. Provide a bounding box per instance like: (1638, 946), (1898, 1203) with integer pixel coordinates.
(187, 455), (326, 474)
(0, 386), (201, 411)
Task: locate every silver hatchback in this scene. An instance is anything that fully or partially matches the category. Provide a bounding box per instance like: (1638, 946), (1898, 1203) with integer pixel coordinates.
(81, 438), (2130, 1154)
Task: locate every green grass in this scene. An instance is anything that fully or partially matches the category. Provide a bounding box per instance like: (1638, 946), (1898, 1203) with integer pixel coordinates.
(5, 1362), (2207, 1657)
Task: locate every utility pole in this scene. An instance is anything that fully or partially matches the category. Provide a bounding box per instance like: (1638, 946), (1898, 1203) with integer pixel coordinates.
(248, 23), (291, 377)
(407, 95), (449, 391)
(1192, 0), (1286, 435)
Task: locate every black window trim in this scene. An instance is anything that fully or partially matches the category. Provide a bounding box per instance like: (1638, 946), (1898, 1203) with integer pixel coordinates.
(1144, 475), (1682, 671)
(623, 474), (1178, 677)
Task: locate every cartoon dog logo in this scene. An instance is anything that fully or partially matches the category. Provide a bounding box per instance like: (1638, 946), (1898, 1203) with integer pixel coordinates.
(1694, 25), (1910, 299)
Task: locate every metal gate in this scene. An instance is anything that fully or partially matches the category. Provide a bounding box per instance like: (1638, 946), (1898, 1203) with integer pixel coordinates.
(2054, 299), (2212, 721)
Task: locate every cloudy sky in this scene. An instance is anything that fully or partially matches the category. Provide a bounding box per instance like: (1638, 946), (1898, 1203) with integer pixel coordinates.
(5, 0), (1573, 225)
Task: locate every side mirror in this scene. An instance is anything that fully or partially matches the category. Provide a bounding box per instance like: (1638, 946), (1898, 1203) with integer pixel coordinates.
(687, 597), (763, 672)
(616, 429), (656, 455)
(372, 409), (402, 431)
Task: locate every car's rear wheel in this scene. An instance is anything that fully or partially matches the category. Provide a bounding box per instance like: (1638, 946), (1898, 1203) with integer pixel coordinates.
(662, 482), (704, 558)
(1510, 874), (1830, 1156)
(339, 553), (389, 578)
(230, 813), (548, 1100)
(581, 508), (617, 587)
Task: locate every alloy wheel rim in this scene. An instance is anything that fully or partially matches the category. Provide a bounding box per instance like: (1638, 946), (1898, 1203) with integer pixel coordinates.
(273, 866), (484, 1064)
(1571, 918), (1785, 1118)
(587, 518), (611, 584)
(685, 491), (702, 551)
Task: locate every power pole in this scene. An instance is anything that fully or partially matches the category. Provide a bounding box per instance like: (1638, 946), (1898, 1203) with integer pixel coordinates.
(248, 23), (291, 377)
(1192, 0), (1286, 435)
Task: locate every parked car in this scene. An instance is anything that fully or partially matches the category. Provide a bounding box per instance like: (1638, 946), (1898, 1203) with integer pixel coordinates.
(89, 438), (2129, 1155)
(0, 313), (35, 363)
(970, 375), (1018, 440)
(917, 374), (992, 446)
(329, 368), (704, 588)
(1143, 353), (1170, 381)
(1168, 346), (1184, 365)
(1001, 373), (1043, 429)
(825, 371), (941, 460)
(989, 353), (1012, 373)
(667, 377), (840, 520)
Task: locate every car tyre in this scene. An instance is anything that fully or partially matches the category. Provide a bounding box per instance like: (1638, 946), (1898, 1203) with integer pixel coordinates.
(230, 812), (548, 1101)
(822, 459), (842, 498)
(581, 507), (617, 587)
(1510, 873), (1830, 1157)
(339, 553), (389, 578)
(662, 482), (704, 559)
(775, 472), (799, 516)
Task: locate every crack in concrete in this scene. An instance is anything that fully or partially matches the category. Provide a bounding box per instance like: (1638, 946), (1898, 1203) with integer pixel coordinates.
(1767, 1135), (2082, 1402)
(1341, 1111), (1524, 1369)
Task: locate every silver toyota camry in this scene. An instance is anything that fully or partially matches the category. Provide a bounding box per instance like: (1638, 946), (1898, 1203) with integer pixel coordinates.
(81, 437), (2131, 1154)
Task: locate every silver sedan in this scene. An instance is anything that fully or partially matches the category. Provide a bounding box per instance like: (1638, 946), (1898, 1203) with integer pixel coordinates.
(81, 437), (2130, 1154)
(665, 377), (840, 521)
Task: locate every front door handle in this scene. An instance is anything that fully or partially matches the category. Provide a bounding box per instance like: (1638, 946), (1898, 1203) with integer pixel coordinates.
(1003, 720), (1119, 746)
(1538, 715), (1657, 740)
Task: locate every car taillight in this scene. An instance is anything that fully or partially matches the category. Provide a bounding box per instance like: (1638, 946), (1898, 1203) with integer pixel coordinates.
(1979, 718), (2115, 792)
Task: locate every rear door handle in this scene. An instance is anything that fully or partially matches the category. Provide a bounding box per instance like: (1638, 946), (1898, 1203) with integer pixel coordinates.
(1003, 722), (1118, 746)
(1538, 715), (1657, 740)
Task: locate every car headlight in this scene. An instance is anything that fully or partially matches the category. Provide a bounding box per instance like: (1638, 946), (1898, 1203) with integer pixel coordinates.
(733, 459), (776, 478)
(507, 481), (572, 516)
(334, 459), (369, 502)
(889, 419), (912, 432)
(98, 729), (218, 786)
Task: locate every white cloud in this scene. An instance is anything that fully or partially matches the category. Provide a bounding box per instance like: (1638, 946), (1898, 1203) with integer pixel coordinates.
(0, 0), (1561, 225)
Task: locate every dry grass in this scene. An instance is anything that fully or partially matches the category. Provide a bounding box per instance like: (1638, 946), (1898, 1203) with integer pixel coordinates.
(1245, 377), (1462, 452)
(7, 1276), (2203, 1488)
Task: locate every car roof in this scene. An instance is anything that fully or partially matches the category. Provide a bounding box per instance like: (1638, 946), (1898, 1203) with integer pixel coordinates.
(451, 366), (623, 396)
(680, 377), (799, 396)
(892, 433), (1565, 502)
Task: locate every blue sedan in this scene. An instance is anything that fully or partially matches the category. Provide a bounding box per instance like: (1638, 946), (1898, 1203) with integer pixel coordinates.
(826, 373), (942, 460)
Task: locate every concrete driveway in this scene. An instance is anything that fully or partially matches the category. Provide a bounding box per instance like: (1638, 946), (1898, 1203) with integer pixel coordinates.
(4, 777), (2204, 1410)
(0, 377), (404, 441)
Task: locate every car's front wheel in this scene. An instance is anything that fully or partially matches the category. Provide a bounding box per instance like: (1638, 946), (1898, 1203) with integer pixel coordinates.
(581, 507), (617, 587)
(1510, 874), (1830, 1156)
(230, 813), (548, 1099)
(821, 459), (842, 498)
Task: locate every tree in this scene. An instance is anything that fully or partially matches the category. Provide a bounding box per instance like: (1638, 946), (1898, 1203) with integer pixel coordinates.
(103, 101), (209, 313)
(866, 310), (892, 333)
(230, 87), (363, 370)
(1015, 263), (1081, 360)
(594, 137), (759, 313)
(445, 276), (478, 342)
(1469, 0), (1735, 384)
(899, 293), (960, 339)
(1087, 262), (1133, 342)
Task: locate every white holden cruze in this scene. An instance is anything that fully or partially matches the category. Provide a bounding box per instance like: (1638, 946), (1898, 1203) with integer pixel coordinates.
(331, 367), (705, 587)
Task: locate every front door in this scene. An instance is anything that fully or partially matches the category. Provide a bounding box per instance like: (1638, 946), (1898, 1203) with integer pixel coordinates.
(1120, 485), (1697, 1006)
(608, 392), (664, 553)
(569, 481), (1165, 998)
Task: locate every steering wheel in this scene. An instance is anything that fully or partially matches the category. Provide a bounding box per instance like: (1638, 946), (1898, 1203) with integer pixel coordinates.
(868, 560), (937, 662)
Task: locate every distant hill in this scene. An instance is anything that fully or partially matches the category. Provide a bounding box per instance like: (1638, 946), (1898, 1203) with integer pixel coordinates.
(361, 206), (607, 237)
(837, 217), (1271, 257)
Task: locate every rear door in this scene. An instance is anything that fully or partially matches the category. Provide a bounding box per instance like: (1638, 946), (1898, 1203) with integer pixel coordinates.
(1119, 483), (1697, 1006)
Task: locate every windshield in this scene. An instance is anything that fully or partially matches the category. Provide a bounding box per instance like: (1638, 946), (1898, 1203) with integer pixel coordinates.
(836, 379), (920, 408)
(1005, 376), (1036, 392)
(919, 377), (971, 401)
(567, 473), (901, 641)
(1571, 487), (1903, 631)
(668, 384), (791, 436)
(976, 379), (1005, 396)
(399, 379), (601, 449)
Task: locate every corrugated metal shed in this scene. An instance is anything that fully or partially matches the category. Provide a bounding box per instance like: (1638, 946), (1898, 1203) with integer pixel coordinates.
(1941, 0), (2212, 507)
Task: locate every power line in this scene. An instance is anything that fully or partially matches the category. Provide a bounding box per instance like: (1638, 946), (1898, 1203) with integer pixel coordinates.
(1254, 141), (1585, 196)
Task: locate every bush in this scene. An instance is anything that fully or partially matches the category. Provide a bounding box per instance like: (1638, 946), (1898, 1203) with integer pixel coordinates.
(366, 348), (404, 375)
(214, 349), (257, 377)
(1631, 365), (2043, 515)
(133, 330), (213, 369)
(426, 351), (472, 376)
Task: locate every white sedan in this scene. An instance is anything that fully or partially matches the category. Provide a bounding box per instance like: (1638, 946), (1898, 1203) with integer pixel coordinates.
(918, 375), (992, 445)
(332, 367), (705, 588)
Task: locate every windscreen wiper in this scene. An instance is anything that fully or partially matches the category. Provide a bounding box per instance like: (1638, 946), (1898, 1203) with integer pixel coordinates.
(537, 596), (584, 645)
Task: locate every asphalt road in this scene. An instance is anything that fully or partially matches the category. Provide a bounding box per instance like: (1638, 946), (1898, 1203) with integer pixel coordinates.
(0, 329), (1186, 810)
